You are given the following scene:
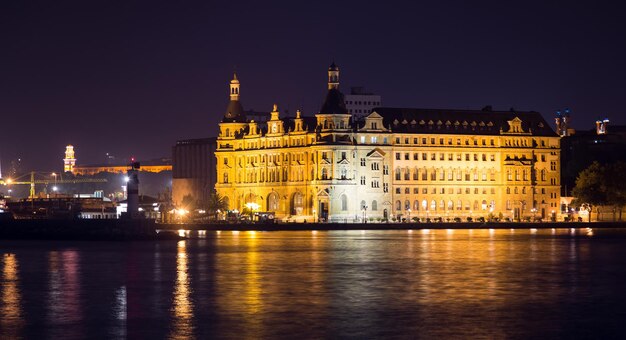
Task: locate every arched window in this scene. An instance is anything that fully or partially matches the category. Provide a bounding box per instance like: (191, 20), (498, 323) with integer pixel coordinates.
(457, 199), (462, 210)
(473, 200), (479, 210)
(225, 128), (230, 137)
(292, 193), (303, 215)
(395, 200), (401, 211)
(361, 200), (367, 210)
(223, 172), (228, 183)
(448, 200), (454, 210)
(507, 187), (511, 194)
(431, 200), (437, 211)
(371, 200), (378, 211)
(341, 194), (348, 211)
(422, 200), (428, 211)
(405, 200), (410, 210)
(414, 200), (420, 211)
(482, 200), (488, 210)
(321, 168), (328, 180)
(222, 196), (230, 211)
(440, 200), (445, 211)
(267, 192), (279, 211)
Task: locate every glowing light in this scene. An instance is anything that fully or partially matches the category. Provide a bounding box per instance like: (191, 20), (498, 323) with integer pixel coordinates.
(232, 230), (240, 235)
(124, 176), (130, 183)
(421, 229), (430, 234)
(178, 229), (185, 237)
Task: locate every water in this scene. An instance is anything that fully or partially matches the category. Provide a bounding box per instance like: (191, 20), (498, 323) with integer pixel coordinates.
(2, 228), (626, 339)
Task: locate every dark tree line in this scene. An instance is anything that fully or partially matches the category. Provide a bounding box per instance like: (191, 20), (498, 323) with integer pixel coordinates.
(572, 162), (626, 221)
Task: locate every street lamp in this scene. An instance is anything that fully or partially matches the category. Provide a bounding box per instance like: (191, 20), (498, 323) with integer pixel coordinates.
(362, 205), (368, 223)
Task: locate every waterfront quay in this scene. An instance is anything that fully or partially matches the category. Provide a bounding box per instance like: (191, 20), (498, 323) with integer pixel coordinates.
(157, 221), (623, 232)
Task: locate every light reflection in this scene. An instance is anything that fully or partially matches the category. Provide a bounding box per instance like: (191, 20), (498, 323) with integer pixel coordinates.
(421, 229), (430, 234)
(178, 229), (185, 237)
(47, 250), (82, 338)
(1, 254), (24, 337)
(232, 230), (240, 235)
(169, 240), (194, 339)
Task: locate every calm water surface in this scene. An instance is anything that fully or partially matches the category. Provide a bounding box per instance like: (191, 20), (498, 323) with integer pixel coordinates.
(2, 228), (626, 339)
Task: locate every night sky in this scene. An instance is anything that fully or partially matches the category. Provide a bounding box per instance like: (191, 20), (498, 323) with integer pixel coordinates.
(1, 0), (624, 172)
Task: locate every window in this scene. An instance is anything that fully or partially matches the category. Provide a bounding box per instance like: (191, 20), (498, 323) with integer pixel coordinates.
(361, 158), (366, 166)
(413, 138), (418, 144)
(490, 154), (495, 161)
(422, 138), (427, 144)
(383, 183), (389, 192)
(396, 188), (401, 194)
(405, 200), (411, 210)
(466, 154), (470, 161)
(413, 153), (418, 160)
(372, 200), (378, 211)
(404, 168), (410, 180)
(341, 194), (348, 211)
(414, 188), (419, 194)
(223, 173), (228, 183)
(360, 136), (366, 144)
(341, 152), (346, 160)
(422, 170), (428, 181)
(439, 138), (444, 145)
(395, 168), (401, 180)
(396, 153), (401, 160)
(431, 200), (437, 211)
(422, 153), (427, 160)
(474, 154), (478, 161)
(371, 162), (380, 170)
(440, 153), (445, 160)
(431, 153), (436, 160)
(431, 138), (435, 144)
(396, 200), (402, 211)
(405, 138), (409, 144)
(371, 180), (380, 188)
(405, 188), (410, 194)
(371, 136), (378, 143)
(361, 176), (366, 185)
(431, 170), (436, 181)
(223, 158), (228, 165)
(383, 165), (389, 175)
(405, 153), (410, 160)
(448, 153), (453, 161)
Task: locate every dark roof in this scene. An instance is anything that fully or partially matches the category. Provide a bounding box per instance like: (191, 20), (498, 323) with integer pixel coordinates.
(320, 88), (348, 115)
(223, 100), (246, 123)
(372, 107), (557, 136)
(328, 62), (338, 71)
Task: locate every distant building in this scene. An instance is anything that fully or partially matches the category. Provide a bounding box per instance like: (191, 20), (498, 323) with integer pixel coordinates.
(171, 137), (217, 207)
(72, 158), (172, 175)
(560, 118), (626, 196)
(345, 86), (382, 117)
(63, 145), (76, 173)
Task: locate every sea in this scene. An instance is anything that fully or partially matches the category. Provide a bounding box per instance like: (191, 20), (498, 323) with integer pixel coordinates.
(2, 228), (626, 339)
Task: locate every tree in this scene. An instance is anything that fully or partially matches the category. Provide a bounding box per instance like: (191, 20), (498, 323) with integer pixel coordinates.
(206, 191), (229, 220)
(572, 161), (626, 221)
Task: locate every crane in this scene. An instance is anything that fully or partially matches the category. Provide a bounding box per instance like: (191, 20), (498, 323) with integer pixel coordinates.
(0, 171), (107, 198)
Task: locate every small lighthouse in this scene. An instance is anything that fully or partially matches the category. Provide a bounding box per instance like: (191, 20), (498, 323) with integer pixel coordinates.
(126, 160), (141, 219)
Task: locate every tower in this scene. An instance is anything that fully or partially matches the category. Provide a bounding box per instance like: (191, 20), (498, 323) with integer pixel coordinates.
(219, 73), (248, 139)
(63, 145), (76, 173)
(328, 62), (339, 90)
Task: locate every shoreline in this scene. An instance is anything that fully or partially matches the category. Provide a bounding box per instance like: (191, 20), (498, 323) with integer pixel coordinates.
(157, 221), (626, 232)
(2, 219), (625, 240)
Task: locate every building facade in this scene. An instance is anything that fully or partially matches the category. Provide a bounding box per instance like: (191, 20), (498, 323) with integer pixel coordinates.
(215, 63), (561, 222)
(345, 86), (382, 117)
(172, 137), (217, 207)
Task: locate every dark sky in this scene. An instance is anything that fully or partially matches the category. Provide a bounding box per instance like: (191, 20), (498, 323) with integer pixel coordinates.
(1, 0), (625, 172)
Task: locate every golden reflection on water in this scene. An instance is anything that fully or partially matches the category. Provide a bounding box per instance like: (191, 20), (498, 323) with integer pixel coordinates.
(1, 254), (24, 337)
(46, 250), (83, 337)
(169, 240), (194, 340)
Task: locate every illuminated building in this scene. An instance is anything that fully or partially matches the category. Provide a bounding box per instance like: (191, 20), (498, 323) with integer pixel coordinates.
(71, 158), (172, 175)
(215, 63), (561, 222)
(63, 145), (76, 173)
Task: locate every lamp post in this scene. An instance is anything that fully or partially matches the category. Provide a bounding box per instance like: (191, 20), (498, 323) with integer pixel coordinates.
(362, 205), (368, 223)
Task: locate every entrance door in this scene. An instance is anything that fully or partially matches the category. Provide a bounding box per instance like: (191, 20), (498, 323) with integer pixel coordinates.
(319, 201), (328, 222)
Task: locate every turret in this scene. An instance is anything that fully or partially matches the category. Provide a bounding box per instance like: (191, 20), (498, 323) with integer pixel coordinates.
(328, 62), (339, 90)
(63, 145), (76, 173)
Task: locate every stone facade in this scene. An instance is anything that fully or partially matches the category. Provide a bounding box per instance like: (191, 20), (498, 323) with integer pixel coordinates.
(215, 64), (561, 222)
